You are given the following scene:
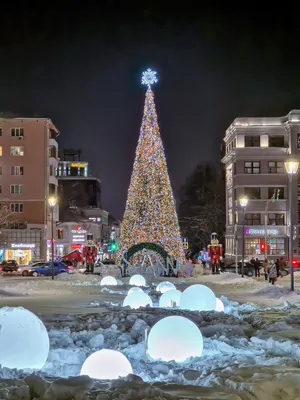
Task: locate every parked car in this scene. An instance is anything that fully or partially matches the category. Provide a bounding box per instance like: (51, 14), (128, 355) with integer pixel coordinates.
(29, 262), (70, 277)
(222, 262), (258, 277)
(0, 260), (19, 273)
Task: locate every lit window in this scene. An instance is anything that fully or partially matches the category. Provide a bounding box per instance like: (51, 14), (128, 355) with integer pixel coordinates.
(10, 146), (24, 156)
(244, 161), (260, 174)
(0, 147), (2, 156)
(268, 161), (284, 173)
(245, 239), (260, 256)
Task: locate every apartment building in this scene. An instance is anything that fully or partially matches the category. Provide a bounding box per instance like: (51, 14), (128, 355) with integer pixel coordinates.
(0, 115), (59, 263)
(221, 110), (300, 262)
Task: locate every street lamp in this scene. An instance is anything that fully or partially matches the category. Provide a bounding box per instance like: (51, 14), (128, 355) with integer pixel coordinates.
(239, 196), (248, 278)
(48, 196), (57, 281)
(285, 160), (299, 291)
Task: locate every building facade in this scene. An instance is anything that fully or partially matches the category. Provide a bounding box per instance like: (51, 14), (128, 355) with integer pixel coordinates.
(222, 110), (300, 262)
(0, 116), (59, 263)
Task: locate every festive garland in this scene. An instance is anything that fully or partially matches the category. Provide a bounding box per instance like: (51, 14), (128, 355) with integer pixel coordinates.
(124, 242), (170, 263)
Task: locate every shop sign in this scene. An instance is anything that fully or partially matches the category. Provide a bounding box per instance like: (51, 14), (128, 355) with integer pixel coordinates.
(11, 243), (35, 249)
(71, 244), (83, 249)
(71, 230), (87, 234)
(245, 228), (279, 235)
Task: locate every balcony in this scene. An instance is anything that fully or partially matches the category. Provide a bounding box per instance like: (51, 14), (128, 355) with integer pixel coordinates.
(234, 174), (288, 187)
(49, 175), (57, 186)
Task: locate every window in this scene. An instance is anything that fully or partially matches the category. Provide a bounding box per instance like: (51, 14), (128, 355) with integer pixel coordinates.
(10, 146), (24, 156)
(244, 161), (260, 174)
(10, 203), (23, 213)
(268, 161), (284, 173)
(268, 213), (284, 225)
(245, 136), (260, 147)
(10, 184), (23, 194)
(268, 187), (284, 199)
(269, 238), (285, 256)
(0, 185), (2, 193)
(0, 128), (2, 136)
(7, 222), (26, 229)
(269, 136), (284, 147)
(49, 146), (57, 159)
(0, 147), (2, 156)
(11, 128), (24, 138)
(57, 229), (63, 239)
(0, 166), (2, 176)
(245, 238), (260, 256)
(244, 187), (261, 200)
(245, 213), (261, 225)
(10, 166), (24, 176)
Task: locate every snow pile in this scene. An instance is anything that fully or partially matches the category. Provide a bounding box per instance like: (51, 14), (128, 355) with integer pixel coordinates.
(251, 284), (300, 301)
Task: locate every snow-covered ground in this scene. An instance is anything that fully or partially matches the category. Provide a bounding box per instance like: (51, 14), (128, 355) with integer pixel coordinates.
(1, 272), (300, 399)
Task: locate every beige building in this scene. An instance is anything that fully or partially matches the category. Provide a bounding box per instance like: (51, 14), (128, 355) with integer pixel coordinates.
(222, 110), (300, 262)
(0, 116), (59, 263)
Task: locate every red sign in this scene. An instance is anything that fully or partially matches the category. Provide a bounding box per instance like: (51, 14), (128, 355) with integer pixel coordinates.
(75, 225), (81, 231)
(71, 244), (82, 249)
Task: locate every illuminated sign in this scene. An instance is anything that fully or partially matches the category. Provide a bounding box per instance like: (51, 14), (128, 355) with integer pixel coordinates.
(70, 163), (86, 168)
(71, 230), (87, 234)
(245, 228), (279, 235)
(11, 243), (35, 248)
(71, 244), (82, 249)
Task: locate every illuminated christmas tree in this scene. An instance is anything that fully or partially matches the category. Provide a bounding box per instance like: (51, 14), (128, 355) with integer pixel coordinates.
(120, 69), (184, 262)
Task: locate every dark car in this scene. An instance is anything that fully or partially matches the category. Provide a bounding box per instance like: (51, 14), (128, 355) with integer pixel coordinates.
(0, 260), (19, 273)
(222, 262), (258, 277)
(29, 262), (70, 277)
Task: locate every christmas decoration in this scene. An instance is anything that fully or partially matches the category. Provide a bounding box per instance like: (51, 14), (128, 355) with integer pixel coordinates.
(120, 69), (184, 262)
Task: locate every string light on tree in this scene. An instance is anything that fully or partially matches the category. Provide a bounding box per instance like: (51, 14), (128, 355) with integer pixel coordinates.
(120, 70), (184, 262)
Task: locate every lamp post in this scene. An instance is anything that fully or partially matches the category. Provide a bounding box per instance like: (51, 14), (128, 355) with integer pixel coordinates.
(48, 196), (57, 281)
(239, 196), (248, 278)
(284, 160), (299, 291)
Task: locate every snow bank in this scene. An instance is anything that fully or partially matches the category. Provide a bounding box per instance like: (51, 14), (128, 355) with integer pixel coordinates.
(251, 284), (300, 300)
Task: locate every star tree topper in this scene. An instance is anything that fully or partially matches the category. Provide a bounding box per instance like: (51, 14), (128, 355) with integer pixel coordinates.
(141, 68), (158, 88)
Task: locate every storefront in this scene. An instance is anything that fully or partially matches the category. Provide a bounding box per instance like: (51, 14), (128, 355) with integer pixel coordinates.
(5, 243), (36, 264)
(244, 227), (287, 258)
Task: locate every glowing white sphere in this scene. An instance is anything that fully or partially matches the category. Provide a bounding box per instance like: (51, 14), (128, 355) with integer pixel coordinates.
(128, 286), (143, 295)
(129, 274), (146, 287)
(0, 306), (49, 370)
(80, 349), (132, 380)
(180, 284), (216, 311)
(159, 289), (182, 308)
(123, 291), (152, 309)
(100, 276), (118, 286)
(215, 297), (225, 312)
(147, 316), (203, 362)
(156, 281), (176, 294)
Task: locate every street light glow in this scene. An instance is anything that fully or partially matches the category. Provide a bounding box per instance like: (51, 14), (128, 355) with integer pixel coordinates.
(239, 196), (248, 208)
(284, 160), (299, 175)
(48, 196), (57, 207)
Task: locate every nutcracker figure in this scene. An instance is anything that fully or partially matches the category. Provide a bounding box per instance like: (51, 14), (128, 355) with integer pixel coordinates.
(82, 234), (98, 274)
(207, 232), (223, 274)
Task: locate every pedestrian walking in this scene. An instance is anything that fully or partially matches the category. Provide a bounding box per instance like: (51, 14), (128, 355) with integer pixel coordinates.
(263, 258), (268, 280)
(275, 258), (280, 278)
(268, 261), (277, 285)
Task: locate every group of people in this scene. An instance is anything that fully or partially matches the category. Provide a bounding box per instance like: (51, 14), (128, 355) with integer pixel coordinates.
(250, 257), (287, 285)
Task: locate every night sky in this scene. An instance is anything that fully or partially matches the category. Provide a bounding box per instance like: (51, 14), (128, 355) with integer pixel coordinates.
(0, 4), (300, 218)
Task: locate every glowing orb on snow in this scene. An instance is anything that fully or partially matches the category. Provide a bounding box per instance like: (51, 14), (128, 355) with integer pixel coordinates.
(129, 274), (146, 287)
(100, 276), (118, 286)
(180, 284), (216, 311)
(159, 289), (182, 308)
(123, 291), (152, 309)
(0, 306), (49, 370)
(147, 316), (203, 362)
(156, 281), (176, 294)
(80, 349), (132, 380)
(215, 297), (225, 312)
(128, 286), (143, 295)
